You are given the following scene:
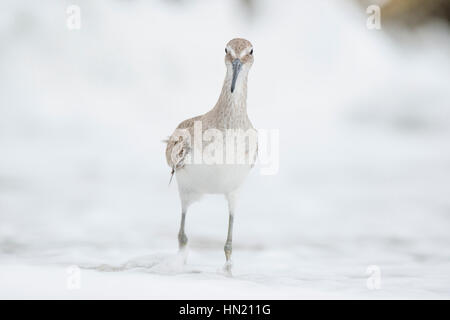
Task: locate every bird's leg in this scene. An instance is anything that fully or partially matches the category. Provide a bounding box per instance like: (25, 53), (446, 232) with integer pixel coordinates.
(178, 210), (188, 251)
(224, 192), (237, 276)
(224, 212), (234, 275)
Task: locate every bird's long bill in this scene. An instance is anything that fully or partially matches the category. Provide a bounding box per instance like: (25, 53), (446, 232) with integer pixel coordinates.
(231, 59), (242, 93)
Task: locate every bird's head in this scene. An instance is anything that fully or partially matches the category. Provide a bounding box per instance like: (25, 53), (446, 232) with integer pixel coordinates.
(224, 38), (253, 93)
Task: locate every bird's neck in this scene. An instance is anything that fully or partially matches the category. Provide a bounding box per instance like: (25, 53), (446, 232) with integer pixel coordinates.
(212, 71), (248, 122)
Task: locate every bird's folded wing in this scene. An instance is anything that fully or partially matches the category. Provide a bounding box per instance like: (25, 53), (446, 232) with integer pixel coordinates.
(164, 115), (202, 174)
(165, 133), (191, 172)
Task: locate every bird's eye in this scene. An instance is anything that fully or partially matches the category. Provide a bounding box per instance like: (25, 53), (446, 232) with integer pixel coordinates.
(250, 49), (253, 55)
(225, 48), (228, 54)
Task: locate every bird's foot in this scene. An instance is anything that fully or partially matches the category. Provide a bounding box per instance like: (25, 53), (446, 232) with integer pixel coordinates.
(177, 245), (189, 265)
(223, 261), (233, 277)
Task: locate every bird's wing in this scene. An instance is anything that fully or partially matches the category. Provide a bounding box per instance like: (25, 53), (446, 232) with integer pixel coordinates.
(165, 116), (202, 182)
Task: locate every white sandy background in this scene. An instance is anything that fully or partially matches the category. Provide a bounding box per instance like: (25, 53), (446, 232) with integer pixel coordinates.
(0, 0), (449, 299)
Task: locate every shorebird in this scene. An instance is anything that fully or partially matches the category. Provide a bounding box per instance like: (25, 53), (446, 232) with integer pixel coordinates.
(165, 38), (257, 275)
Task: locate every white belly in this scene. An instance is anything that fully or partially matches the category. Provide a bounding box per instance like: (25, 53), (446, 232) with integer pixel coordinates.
(176, 164), (252, 195)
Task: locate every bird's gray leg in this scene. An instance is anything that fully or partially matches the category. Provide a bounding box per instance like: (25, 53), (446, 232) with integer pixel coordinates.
(224, 192), (237, 276)
(178, 210), (188, 251)
(224, 213), (234, 268)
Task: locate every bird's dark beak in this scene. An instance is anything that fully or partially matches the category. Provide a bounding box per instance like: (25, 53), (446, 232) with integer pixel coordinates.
(231, 59), (242, 93)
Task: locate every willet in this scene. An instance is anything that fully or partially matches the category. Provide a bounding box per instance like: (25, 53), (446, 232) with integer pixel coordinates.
(165, 38), (257, 275)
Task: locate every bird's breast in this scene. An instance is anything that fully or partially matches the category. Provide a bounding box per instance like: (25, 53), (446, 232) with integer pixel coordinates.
(176, 164), (252, 194)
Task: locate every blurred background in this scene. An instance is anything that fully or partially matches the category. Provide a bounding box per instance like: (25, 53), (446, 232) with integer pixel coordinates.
(0, 0), (449, 298)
